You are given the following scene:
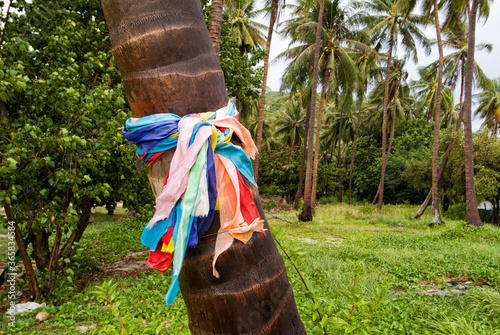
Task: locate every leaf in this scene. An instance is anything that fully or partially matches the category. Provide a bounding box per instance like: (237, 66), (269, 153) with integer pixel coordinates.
(6, 157), (18, 170)
(16, 80), (26, 90)
(156, 323), (166, 334)
(329, 316), (348, 328)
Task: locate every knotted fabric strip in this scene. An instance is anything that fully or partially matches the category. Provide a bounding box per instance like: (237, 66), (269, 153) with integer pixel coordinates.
(123, 100), (264, 306)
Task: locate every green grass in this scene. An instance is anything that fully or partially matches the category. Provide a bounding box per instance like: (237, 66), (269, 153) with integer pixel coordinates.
(1, 204), (499, 334)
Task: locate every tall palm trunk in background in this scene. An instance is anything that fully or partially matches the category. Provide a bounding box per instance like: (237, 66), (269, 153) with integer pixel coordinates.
(373, 82), (398, 205)
(253, 0), (279, 182)
(294, 104), (311, 209)
(299, 0), (325, 222)
(374, 37), (394, 210)
(311, 73), (329, 210)
(337, 107), (344, 203)
(462, 0), (483, 226)
(413, 62), (466, 219)
(101, 1), (306, 333)
(429, 0), (445, 226)
(209, 0), (224, 56)
(348, 83), (366, 204)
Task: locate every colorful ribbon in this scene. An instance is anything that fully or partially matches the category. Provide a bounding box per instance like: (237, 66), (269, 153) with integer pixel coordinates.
(123, 100), (264, 306)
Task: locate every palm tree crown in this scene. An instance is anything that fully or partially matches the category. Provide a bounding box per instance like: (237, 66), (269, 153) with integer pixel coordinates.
(475, 77), (500, 139)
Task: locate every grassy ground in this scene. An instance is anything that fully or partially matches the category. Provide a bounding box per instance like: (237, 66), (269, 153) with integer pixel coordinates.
(1, 203), (499, 334)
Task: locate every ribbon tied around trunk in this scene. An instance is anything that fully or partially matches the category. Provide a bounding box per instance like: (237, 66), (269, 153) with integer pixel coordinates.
(122, 100), (265, 306)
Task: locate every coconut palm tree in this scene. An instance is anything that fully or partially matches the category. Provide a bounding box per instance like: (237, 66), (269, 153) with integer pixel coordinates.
(310, 1), (367, 207)
(367, 57), (414, 204)
(226, 0), (267, 54)
(422, 0), (446, 226)
(321, 99), (358, 201)
(253, 0), (285, 183)
(437, 20), (490, 95)
(411, 18), (491, 219)
(412, 67), (455, 125)
(279, 0), (368, 209)
(475, 77), (500, 139)
(348, 46), (381, 204)
(101, 0), (306, 333)
(456, 0), (492, 226)
(360, 0), (430, 210)
(275, 99), (306, 155)
(300, 0), (325, 221)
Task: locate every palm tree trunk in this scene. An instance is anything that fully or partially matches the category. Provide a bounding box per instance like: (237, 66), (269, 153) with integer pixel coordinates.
(429, 0), (445, 226)
(494, 117), (498, 140)
(208, 0), (224, 57)
(376, 36), (394, 210)
(253, 0), (279, 183)
(294, 104), (311, 210)
(413, 60), (467, 219)
(299, 0), (325, 222)
(337, 107), (344, 203)
(348, 85), (366, 204)
(374, 84), (396, 206)
(462, 0), (483, 226)
(101, 1), (306, 333)
(311, 73), (329, 210)
(338, 139), (350, 202)
(387, 98), (397, 155)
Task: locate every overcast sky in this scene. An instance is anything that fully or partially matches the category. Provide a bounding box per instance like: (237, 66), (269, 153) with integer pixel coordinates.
(263, 2), (500, 130)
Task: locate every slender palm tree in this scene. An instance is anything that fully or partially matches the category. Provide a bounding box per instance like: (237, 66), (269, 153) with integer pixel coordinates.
(348, 46), (381, 204)
(367, 57), (413, 203)
(460, 0), (492, 226)
(422, 0), (446, 226)
(475, 77), (500, 139)
(254, 0), (284, 182)
(299, 0), (325, 221)
(101, 0), (306, 332)
(411, 17), (491, 219)
(310, 2), (366, 208)
(279, 0), (367, 209)
(360, 0), (430, 210)
(209, 0), (225, 56)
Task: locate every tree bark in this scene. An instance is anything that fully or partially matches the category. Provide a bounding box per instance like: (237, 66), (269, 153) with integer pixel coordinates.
(5, 204), (41, 299)
(337, 107), (344, 203)
(462, 0), (483, 226)
(254, 0), (279, 182)
(299, 0), (325, 222)
(294, 104), (311, 210)
(59, 196), (94, 258)
(102, 1), (305, 333)
(311, 73), (329, 210)
(373, 84), (397, 206)
(208, 0), (224, 57)
(376, 36), (394, 210)
(32, 229), (50, 274)
(429, 0), (445, 226)
(348, 85), (366, 204)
